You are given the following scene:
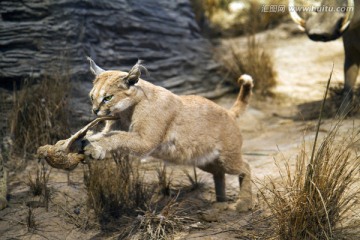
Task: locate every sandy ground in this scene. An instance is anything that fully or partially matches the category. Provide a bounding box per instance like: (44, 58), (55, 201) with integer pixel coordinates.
(1, 25), (359, 239)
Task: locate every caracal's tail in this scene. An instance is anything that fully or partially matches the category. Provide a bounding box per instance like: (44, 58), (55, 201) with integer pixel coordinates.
(229, 74), (254, 118)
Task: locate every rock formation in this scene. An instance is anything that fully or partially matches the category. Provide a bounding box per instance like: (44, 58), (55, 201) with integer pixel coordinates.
(0, 0), (231, 97)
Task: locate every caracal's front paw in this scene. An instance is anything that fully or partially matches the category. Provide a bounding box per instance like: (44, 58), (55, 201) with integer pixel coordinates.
(235, 197), (253, 213)
(84, 142), (107, 160)
(85, 132), (105, 142)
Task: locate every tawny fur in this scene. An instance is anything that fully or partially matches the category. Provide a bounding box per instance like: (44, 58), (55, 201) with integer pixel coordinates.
(84, 59), (253, 211)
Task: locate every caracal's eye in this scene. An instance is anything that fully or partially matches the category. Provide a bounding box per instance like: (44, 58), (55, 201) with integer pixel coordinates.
(90, 95), (94, 102)
(103, 95), (113, 103)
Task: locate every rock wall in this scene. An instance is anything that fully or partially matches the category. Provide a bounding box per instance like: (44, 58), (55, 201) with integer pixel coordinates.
(0, 0), (231, 97)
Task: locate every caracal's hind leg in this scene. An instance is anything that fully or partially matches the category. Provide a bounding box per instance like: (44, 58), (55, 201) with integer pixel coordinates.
(198, 161), (227, 202)
(236, 159), (253, 212)
(213, 172), (227, 202)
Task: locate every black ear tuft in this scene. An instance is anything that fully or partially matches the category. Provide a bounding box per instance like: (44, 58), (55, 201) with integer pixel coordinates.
(124, 60), (147, 87)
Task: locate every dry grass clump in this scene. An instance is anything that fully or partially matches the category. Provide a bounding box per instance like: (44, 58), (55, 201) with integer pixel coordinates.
(27, 161), (51, 210)
(259, 123), (360, 239)
(27, 163), (50, 197)
(190, 0), (229, 24)
(10, 70), (70, 156)
(184, 165), (205, 191)
(157, 163), (172, 196)
(119, 194), (188, 240)
(191, 0), (289, 37)
(221, 36), (277, 97)
(85, 153), (152, 223)
(85, 154), (192, 239)
(86, 153), (195, 238)
(246, 0), (289, 34)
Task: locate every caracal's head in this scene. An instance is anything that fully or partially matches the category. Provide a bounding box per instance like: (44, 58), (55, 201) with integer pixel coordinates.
(87, 58), (145, 117)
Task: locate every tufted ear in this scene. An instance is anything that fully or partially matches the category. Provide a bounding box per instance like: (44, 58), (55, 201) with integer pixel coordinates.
(123, 60), (147, 87)
(87, 57), (105, 76)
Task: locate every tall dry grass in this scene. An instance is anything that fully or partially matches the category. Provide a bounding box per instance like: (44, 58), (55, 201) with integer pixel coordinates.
(27, 161), (51, 211)
(258, 71), (360, 239)
(156, 163), (172, 196)
(85, 153), (152, 223)
(9, 69), (70, 156)
(86, 153), (190, 239)
(221, 35), (277, 97)
(260, 128), (360, 239)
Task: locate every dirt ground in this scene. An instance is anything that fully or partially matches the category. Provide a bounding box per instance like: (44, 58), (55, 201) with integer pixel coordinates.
(1, 24), (359, 239)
